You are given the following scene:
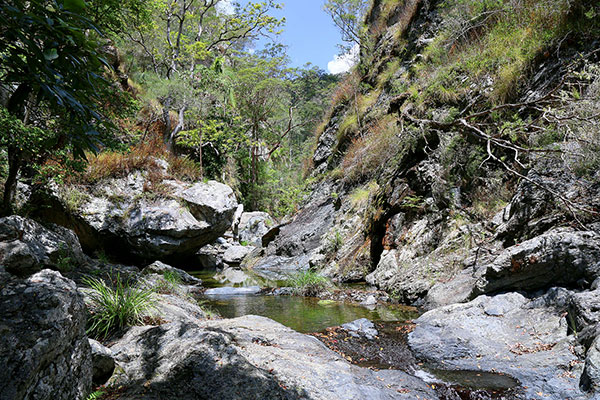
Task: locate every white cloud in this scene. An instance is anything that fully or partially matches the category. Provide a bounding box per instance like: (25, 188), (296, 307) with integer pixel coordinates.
(327, 44), (359, 75)
(216, 0), (235, 15)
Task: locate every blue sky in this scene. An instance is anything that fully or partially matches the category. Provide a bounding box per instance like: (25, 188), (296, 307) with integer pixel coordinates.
(271, 1), (346, 72)
(220, 0), (354, 73)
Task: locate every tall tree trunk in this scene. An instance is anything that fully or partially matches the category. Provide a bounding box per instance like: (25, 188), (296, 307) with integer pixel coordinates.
(166, 106), (186, 154)
(162, 96), (172, 147)
(1, 146), (21, 216)
(1, 83), (31, 216)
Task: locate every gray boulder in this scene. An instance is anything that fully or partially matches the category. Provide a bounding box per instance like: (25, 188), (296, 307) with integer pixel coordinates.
(141, 260), (201, 285)
(223, 245), (254, 267)
(0, 216), (86, 277)
(196, 237), (230, 268)
(89, 339), (115, 385)
(341, 318), (378, 340)
(109, 315), (436, 399)
(0, 270), (92, 399)
(475, 229), (600, 295)
(409, 292), (587, 400)
(582, 336), (600, 392)
(236, 211), (275, 247)
(38, 174), (238, 262)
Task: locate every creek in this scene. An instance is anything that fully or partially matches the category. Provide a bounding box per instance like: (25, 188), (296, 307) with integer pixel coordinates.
(192, 269), (523, 400)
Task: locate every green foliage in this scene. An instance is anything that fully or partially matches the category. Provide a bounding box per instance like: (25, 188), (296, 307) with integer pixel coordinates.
(324, 0), (370, 52)
(328, 230), (344, 253)
(55, 243), (75, 273)
(86, 390), (106, 400)
(287, 271), (331, 296)
(83, 274), (155, 339)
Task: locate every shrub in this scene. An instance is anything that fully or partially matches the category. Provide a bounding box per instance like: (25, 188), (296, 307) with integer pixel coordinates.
(287, 271), (331, 297)
(83, 274), (155, 339)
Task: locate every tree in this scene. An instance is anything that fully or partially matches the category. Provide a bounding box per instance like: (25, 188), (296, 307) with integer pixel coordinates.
(122, 0), (284, 152)
(0, 0), (124, 215)
(323, 0), (369, 52)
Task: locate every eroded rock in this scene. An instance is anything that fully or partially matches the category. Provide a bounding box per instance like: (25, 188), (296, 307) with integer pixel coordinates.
(0, 270), (91, 400)
(33, 174), (238, 262)
(0, 216), (86, 277)
(409, 292), (586, 399)
(109, 315), (437, 399)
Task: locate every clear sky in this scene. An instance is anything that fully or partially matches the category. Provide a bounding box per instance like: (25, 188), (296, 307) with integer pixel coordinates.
(270, 1), (347, 72)
(221, 0), (354, 73)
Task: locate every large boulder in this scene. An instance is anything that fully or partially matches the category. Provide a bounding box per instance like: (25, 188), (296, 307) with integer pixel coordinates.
(408, 291), (587, 400)
(109, 315), (436, 399)
(235, 211), (275, 247)
(34, 173), (238, 262)
(223, 245), (254, 267)
(474, 229), (600, 295)
(0, 215), (86, 277)
(0, 270), (92, 399)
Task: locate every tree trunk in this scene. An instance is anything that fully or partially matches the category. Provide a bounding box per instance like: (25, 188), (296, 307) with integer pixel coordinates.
(1, 83), (31, 216)
(166, 106), (186, 154)
(162, 96), (172, 147)
(1, 146), (21, 216)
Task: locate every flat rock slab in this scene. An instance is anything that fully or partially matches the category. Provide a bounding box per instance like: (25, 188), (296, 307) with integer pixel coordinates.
(109, 315), (437, 400)
(409, 292), (588, 400)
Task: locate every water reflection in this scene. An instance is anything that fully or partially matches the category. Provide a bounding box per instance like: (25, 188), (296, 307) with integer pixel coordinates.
(204, 295), (418, 333)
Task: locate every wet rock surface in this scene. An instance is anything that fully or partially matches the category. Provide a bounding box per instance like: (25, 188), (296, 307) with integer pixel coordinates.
(0, 270), (91, 400)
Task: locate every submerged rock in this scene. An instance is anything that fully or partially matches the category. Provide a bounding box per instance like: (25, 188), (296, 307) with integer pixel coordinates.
(204, 286), (261, 296)
(409, 292), (587, 399)
(109, 315), (437, 399)
(341, 318), (379, 340)
(0, 215), (86, 277)
(0, 270), (91, 400)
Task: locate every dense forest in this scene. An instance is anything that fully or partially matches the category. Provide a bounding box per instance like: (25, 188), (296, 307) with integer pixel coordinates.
(0, 0), (341, 219)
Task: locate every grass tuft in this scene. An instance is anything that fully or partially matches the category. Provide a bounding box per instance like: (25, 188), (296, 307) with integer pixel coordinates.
(83, 273), (156, 339)
(287, 270), (331, 297)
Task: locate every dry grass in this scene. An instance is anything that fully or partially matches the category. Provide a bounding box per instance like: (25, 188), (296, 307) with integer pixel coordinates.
(331, 69), (361, 107)
(76, 136), (202, 185)
(341, 115), (403, 183)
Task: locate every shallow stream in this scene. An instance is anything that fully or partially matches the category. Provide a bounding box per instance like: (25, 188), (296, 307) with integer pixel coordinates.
(191, 269), (522, 399)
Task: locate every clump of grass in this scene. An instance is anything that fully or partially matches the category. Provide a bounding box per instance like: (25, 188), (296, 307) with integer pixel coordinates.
(153, 270), (184, 295)
(78, 136), (201, 185)
(328, 229), (344, 253)
(287, 270), (331, 297)
(83, 273), (156, 339)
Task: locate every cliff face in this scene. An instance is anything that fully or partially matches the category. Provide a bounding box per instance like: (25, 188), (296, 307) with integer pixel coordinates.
(260, 0), (600, 307)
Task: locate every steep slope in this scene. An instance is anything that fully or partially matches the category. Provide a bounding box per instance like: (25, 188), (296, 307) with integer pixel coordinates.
(256, 0), (600, 307)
